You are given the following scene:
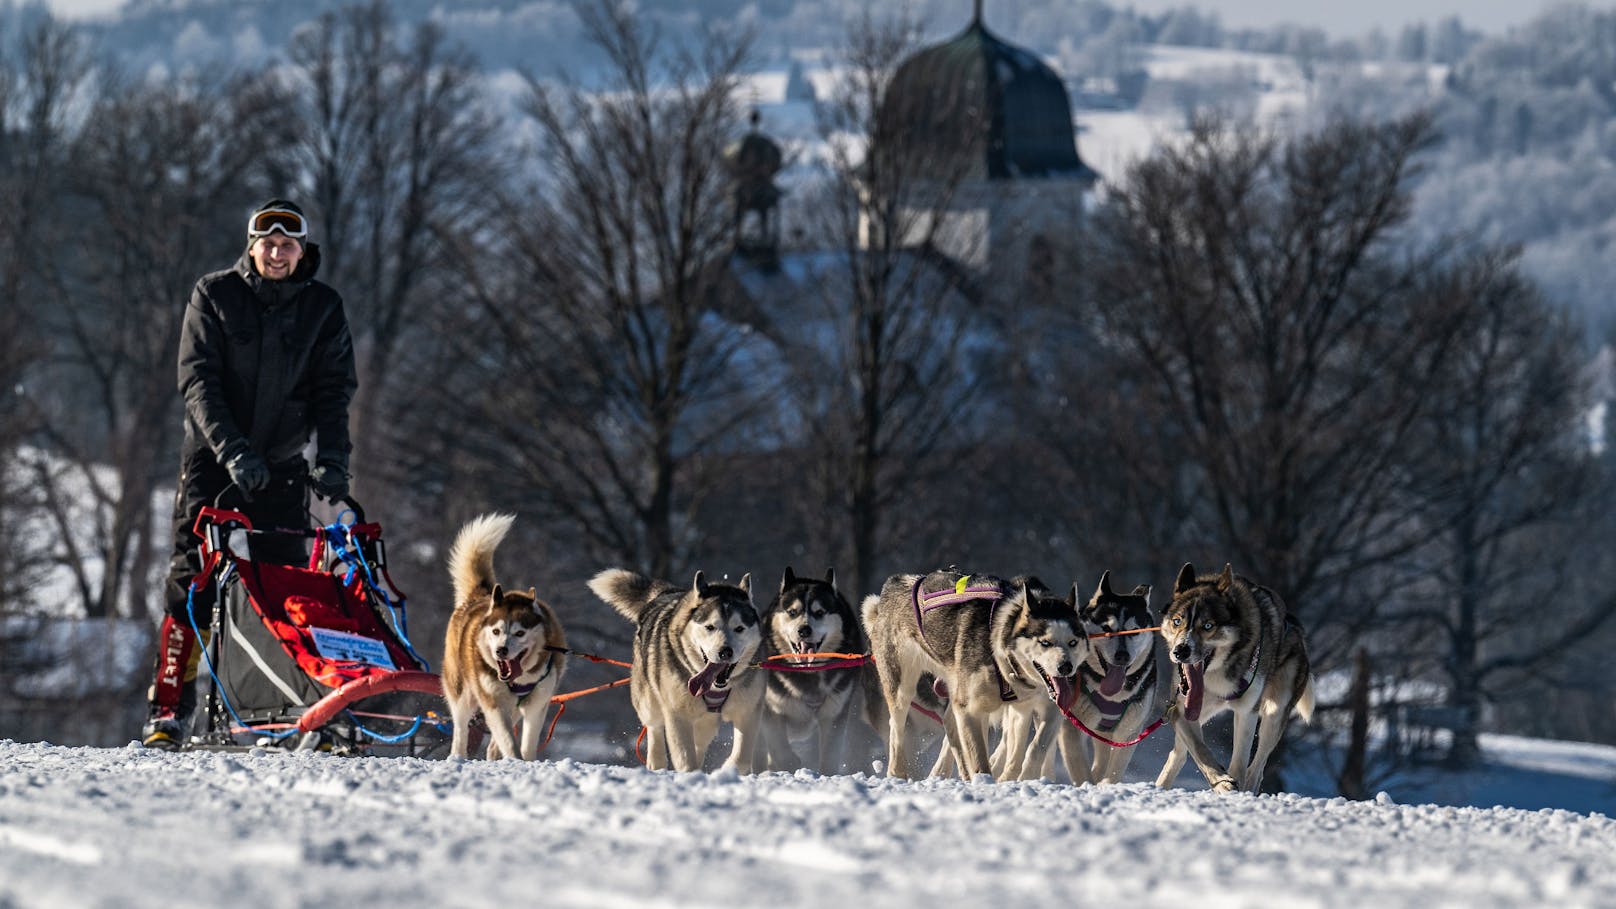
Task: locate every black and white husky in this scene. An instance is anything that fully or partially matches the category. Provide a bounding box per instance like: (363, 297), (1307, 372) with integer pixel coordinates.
(862, 570), (1088, 780)
(1064, 571), (1160, 783)
(757, 567), (866, 774)
(588, 568), (765, 773)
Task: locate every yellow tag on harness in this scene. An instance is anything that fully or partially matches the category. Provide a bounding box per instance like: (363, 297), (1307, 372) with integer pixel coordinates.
(956, 575), (971, 594)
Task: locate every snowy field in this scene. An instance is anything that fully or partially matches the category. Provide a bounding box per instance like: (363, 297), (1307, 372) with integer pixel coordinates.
(1, 736), (1613, 909)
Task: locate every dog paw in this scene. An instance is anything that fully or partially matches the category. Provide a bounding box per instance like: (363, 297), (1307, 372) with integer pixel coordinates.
(1212, 776), (1237, 793)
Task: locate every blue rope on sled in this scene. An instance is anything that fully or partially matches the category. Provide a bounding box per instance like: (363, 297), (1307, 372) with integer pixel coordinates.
(187, 565), (297, 742)
(322, 512), (432, 671)
(190, 560), (438, 748)
(343, 711), (426, 743)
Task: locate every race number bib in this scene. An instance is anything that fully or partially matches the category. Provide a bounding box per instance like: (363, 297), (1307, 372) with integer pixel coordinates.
(309, 627), (396, 670)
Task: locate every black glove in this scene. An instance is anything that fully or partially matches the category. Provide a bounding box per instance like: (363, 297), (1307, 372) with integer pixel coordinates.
(223, 449), (270, 498)
(309, 459), (350, 500)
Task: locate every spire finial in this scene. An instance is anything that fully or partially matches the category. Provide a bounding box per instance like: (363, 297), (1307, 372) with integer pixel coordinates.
(973, 0), (984, 25)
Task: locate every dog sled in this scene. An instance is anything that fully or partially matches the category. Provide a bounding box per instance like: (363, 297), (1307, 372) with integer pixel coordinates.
(181, 499), (449, 755)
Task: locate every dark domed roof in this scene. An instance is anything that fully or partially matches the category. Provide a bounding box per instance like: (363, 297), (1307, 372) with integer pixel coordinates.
(879, 14), (1096, 183)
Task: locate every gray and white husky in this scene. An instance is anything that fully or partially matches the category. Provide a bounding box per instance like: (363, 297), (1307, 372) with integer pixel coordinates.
(757, 567), (866, 774)
(587, 568), (765, 773)
(1156, 563), (1315, 793)
(862, 570), (1088, 780)
(1064, 571), (1160, 783)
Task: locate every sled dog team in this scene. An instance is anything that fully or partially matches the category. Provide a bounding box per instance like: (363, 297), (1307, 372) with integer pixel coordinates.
(442, 513), (1316, 793)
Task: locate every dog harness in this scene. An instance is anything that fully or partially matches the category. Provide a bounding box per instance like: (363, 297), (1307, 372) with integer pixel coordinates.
(699, 686), (730, 712)
(507, 651), (558, 703)
(909, 574), (1019, 703)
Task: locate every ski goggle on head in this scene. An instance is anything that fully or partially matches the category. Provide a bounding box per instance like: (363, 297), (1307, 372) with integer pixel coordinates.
(247, 208), (308, 240)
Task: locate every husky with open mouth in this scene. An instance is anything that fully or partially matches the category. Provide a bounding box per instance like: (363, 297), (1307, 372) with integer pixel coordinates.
(757, 567), (867, 774)
(1060, 571), (1161, 783)
(862, 570), (1087, 780)
(1157, 563), (1315, 793)
(442, 514), (567, 761)
(588, 568), (764, 773)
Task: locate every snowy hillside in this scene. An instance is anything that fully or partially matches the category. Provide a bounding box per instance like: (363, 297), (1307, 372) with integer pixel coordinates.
(1, 737), (1612, 909)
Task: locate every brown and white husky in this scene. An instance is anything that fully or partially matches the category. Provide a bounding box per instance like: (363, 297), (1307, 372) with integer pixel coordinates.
(442, 513), (566, 761)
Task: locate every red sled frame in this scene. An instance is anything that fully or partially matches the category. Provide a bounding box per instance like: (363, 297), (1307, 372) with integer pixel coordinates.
(186, 504), (448, 755)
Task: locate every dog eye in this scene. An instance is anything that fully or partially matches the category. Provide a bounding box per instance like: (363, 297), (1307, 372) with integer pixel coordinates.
(1202, 620), (1215, 631)
(512, 629), (526, 637)
(733, 625), (746, 633)
(1171, 617), (1182, 626)
(704, 623), (716, 631)
(1068, 639), (1079, 648)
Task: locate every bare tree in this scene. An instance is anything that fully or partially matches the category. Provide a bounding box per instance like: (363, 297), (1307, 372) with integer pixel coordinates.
(1077, 112), (1464, 659)
(278, 0), (506, 495)
(1393, 249), (1608, 767)
(0, 17), (94, 617)
(435, 1), (764, 582)
(0, 20), (62, 615)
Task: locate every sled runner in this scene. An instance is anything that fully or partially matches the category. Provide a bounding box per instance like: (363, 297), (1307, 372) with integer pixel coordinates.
(182, 499), (448, 755)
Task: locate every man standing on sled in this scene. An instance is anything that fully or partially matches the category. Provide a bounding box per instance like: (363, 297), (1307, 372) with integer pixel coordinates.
(141, 199), (357, 749)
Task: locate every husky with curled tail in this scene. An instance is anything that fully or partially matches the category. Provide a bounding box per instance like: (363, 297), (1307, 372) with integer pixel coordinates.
(588, 568), (765, 773)
(1156, 563), (1314, 793)
(442, 514), (567, 761)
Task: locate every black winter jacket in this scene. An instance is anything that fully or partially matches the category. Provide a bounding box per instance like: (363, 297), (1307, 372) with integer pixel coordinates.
(176, 242), (356, 470)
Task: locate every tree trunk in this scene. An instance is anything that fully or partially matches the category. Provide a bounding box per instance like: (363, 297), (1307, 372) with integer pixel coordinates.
(1337, 647), (1371, 799)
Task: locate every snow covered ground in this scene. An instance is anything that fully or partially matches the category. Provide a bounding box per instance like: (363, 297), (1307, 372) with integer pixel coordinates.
(1, 735), (1612, 909)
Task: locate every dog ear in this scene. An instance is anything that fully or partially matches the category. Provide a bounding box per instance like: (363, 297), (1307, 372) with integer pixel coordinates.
(737, 573), (752, 596)
(1175, 563), (1197, 593)
(1217, 564), (1235, 590)
(488, 584), (503, 613)
(528, 586), (537, 599)
(1133, 584), (1151, 600)
(1068, 582), (1082, 609)
(1098, 569), (1114, 597)
(692, 570), (706, 595)
(781, 566), (796, 593)
(824, 567), (836, 587)
(1010, 579), (1033, 607)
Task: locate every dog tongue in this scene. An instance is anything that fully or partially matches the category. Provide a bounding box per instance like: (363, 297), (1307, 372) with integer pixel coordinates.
(1101, 659), (1127, 697)
(687, 662), (724, 697)
(1053, 675), (1076, 711)
(1181, 662), (1206, 722)
(498, 658), (520, 681)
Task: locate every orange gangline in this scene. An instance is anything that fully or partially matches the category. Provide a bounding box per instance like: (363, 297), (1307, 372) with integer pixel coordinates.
(760, 651), (869, 663)
(541, 676), (633, 748)
(1088, 626), (1160, 639)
